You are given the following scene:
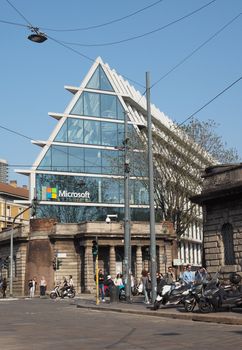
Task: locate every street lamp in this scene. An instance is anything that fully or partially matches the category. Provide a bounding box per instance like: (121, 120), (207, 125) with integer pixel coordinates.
(28, 27), (47, 43)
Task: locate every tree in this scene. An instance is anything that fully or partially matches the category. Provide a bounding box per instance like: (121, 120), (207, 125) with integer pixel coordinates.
(181, 118), (240, 164)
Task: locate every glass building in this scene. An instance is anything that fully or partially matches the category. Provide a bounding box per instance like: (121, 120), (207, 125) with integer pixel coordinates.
(16, 57), (212, 268)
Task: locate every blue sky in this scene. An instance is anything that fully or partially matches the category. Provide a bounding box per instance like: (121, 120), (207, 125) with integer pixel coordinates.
(1, 0), (242, 186)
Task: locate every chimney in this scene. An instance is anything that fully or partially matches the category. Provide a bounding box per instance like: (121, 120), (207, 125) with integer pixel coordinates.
(10, 180), (17, 188)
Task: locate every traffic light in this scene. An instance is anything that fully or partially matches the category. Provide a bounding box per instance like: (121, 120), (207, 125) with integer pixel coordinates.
(31, 197), (38, 217)
(56, 258), (62, 270)
(52, 257), (57, 270)
(92, 239), (98, 258)
(2, 257), (9, 269)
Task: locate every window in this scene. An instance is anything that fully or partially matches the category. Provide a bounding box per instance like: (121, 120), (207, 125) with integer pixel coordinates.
(68, 118), (84, 143)
(221, 223), (236, 265)
(84, 120), (101, 145)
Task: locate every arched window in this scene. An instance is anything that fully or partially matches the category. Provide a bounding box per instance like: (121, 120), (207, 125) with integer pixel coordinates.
(221, 223), (235, 265)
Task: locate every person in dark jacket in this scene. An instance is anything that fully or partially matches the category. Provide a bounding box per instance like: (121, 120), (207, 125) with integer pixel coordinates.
(98, 269), (105, 302)
(1, 278), (7, 298)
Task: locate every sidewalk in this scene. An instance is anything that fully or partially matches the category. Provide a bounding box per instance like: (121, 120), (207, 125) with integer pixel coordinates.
(76, 294), (242, 326)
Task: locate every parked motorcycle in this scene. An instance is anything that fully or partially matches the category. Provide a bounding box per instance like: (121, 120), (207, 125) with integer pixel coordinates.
(198, 273), (242, 313)
(183, 282), (205, 312)
(50, 284), (76, 299)
(153, 281), (191, 310)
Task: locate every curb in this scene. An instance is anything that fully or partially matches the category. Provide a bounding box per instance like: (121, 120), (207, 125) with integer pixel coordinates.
(76, 303), (242, 325)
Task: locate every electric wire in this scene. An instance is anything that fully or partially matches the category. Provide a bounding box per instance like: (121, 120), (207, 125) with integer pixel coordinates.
(178, 75), (242, 126)
(5, 0), (34, 28)
(60, 0), (217, 47)
(40, 0), (165, 32)
(0, 19), (28, 28)
(135, 12), (242, 103)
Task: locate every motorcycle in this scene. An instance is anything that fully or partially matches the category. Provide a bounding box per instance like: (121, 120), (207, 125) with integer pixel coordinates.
(153, 281), (191, 310)
(50, 284), (76, 299)
(198, 273), (242, 313)
(183, 282), (205, 312)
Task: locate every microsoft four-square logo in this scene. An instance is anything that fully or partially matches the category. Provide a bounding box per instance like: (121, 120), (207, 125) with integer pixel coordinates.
(42, 186), (57, 200)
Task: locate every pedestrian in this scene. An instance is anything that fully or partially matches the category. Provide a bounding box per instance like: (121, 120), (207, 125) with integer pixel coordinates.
(69, 275), (74, 288)
(114, 273), (124, 288)
(165, 266), (175, 285)
(29, 277), (37, 298)
(140, 270), (150, 304)
(40, 276), (47, 296)
(98, 269), (105, 302)
(1, 278), (7, 298)
(179, 265), (187, 283)
(182, 265), (195, 285)
(60, 277), (68, 298)
(195, 266), (207, 284)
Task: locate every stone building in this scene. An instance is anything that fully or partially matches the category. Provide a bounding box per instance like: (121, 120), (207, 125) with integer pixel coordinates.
(192, 164), (242, 279)
(0, 218), (176, 296)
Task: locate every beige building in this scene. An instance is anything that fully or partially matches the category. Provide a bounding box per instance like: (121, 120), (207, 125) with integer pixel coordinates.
(0, 181), (29, 231)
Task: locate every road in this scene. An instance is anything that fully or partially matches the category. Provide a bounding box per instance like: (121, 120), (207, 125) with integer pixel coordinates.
(0, 298), (242, 349)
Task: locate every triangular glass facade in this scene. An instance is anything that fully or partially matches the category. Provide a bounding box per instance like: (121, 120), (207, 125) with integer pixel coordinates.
(86, 65), (114, 91)
(33, 61), (149, 222)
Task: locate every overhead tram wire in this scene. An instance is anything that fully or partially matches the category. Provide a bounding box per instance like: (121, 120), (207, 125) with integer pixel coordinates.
(60, 0), (217, 47)
(135, 12), (242, 105)
(40, 0), (165, 32)
(178, 75), (242, 127)
(3, 1), (145, 89)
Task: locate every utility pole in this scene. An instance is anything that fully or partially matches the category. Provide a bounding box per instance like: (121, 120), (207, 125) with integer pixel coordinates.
(146, 72), (157, 303)
(124, 111), (131, 302)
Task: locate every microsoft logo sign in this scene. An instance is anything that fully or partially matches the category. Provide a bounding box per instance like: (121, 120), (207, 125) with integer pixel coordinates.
(42, 186), (57, 200)
(42, 186), (90, 200)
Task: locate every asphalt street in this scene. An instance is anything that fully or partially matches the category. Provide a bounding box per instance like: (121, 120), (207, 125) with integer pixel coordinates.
(0, 298), (242, 350)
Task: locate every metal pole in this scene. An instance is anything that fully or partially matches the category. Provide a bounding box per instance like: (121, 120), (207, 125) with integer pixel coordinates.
(124, 110), (131, 301)
(146, 71), (157, 303)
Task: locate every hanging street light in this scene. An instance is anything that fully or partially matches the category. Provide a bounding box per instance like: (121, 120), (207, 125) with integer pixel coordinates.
(28, 26), (47, 43)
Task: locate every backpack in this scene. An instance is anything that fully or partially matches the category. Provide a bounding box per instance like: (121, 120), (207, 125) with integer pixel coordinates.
(28, 281), (33, 288)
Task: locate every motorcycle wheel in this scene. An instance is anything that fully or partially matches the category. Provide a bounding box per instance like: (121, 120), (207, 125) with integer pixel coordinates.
(198, 299), (213, 313)
(184, 298), (196, 312)
(68, 291), (75, 298)
(119, 289), (126, 301)
(153, 300), (161, 310)
(50, 292), (57, 299)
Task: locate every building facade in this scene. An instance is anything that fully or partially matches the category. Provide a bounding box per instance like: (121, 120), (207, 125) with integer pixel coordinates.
(0, 181), (29, 231)
(192, 164), (242, 280)
(16, 57), (212, 271)
(0, 218), (176, 296)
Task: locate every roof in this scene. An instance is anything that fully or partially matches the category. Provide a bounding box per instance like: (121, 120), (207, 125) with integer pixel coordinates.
(0, 182), (29, 199)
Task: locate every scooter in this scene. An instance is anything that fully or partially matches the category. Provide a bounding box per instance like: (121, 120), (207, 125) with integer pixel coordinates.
(153, 281), (191, 310)
(50, 284), (75, 299)
(198, 273), (242, 313)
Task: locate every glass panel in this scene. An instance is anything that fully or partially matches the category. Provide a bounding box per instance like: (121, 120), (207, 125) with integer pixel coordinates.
(52, 146), (68, 172)
(134, 180), (149, 205)
(101, 122), (118, 146)
(38, 148), (52, 170)
(68, 118), (84, 143)
(70, 94), (84, 116)
(69, 147), (84, 173)
(117, 123), (124, 147)
(83, 120), (101, 144)
(102, 150), (119, 175)
(102, 179), (120, 203)
(117, 98), (125, 119)
(84, 148), (101, 173)
(86, 67), (100, 89)
(100, 66), (113, 91)
(83, 92), (100, 117)
(101, 94), (116, 118)
(55, 121), (67, 142)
